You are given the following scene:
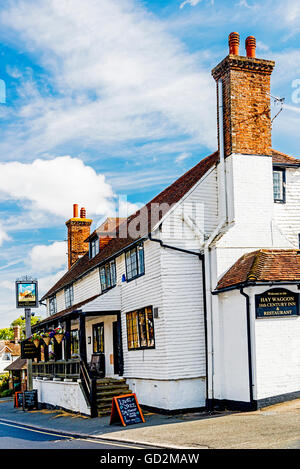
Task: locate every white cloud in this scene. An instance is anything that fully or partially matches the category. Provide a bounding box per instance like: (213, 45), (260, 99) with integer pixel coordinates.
(0, 0), (216, 160)
(27, 241), (67, 274)
(175, 152), (190, 164)
(0, 224), (10, 246)
(180, 0), (203, 8)
(0, 156), (114, 219)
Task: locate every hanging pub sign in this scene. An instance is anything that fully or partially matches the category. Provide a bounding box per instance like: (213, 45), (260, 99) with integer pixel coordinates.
(16, 280), (38, 308)
(255, 288), (299, 319)
(21, 338), (39, 359)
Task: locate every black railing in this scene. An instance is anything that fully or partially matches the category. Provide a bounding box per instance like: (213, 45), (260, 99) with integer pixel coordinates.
(80, 360), (98, 418)
(32, 359), (80, 380)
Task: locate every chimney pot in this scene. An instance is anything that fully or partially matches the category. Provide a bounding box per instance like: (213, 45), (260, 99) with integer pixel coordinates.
(228, 32), (240, 55)
(80, 207), (86, 218)
(246, 36), (256, 58)
(73, 204), (78, 218)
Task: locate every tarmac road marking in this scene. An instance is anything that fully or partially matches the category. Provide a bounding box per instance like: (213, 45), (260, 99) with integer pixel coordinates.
(76, 438), (145, 449)
(0, 421), (74, 439)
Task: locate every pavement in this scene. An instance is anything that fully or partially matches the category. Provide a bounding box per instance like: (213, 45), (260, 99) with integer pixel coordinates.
(0, 397), (299, 449)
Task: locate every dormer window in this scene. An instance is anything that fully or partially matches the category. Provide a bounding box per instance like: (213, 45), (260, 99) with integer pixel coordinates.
(90, 235), (99, 258)
(273, 167), (285, 203)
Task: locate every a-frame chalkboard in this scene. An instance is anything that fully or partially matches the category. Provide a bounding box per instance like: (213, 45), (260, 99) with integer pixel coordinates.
(110, 393), (145, 427)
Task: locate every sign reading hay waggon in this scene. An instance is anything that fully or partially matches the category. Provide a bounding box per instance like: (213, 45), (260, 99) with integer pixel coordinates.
(16, 280), (38, 308)
(255, 288), (299, 319)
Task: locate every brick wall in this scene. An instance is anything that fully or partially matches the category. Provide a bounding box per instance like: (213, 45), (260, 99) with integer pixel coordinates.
(212, 55), (275, 157)
(66, 218), (92, 269)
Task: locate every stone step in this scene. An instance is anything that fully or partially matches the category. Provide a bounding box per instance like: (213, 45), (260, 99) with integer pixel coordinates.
(97, 392), (132, 405)
(97, 409), (112, 417)
(96, 378), (126, 385)
(96, 388), (131, 399)
(96, 384), (130, 393)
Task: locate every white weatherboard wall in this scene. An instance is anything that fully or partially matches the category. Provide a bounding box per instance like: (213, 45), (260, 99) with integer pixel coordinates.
(119, 240), (167, 381)
(74, 268), (101, 304)
(273, 167), (300, 248)
(33, 379), (90, 415)
(251, 286), (300, 401)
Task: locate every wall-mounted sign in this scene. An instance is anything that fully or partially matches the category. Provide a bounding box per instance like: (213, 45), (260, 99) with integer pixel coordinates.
(21, 339), (39, 359)
(16, 280), (38, 308)
(255, 288), (299, 319)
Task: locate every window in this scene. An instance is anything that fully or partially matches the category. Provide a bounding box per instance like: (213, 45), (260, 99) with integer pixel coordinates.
(93, 323), (104, 353)
(126, 306), (155, 350)
(125, 242), (145, 281)
(273, 168), (285, 203)
(70, 329), (79, 356)
(2, 353), (11, 361)
(64, 284), (74, 308)
(49, 295), (57, 315)
(99, 260), (117, 292)
(90, 236), (99, 258)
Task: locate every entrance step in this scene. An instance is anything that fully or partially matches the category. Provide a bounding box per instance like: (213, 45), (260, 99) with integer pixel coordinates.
(95, 377), (131, 416)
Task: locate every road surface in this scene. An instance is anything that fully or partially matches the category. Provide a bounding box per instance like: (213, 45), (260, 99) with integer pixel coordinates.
(0, 420), (146, 449)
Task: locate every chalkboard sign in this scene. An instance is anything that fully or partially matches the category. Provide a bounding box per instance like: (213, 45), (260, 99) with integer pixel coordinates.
(110, 393), (145, 427)
(21, 339), (39, 359)
(14, 391), (24, 408)
(255, 288), (299, 319)
(23, 390), (38, 411)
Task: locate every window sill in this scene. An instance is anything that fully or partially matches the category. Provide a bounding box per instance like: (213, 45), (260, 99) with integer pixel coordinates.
(128, 346), (155, 351)
(126, 272), (145, 283)
(100, 285), (116, 295)
(274, 199), (286, 204)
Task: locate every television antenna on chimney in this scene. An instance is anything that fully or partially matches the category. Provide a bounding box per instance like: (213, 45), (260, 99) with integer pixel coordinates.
(268, 93), (285, 123)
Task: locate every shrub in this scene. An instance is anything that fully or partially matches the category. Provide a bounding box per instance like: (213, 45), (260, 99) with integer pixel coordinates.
(1, 389), (13, 398)
(0, 374), (9, 392)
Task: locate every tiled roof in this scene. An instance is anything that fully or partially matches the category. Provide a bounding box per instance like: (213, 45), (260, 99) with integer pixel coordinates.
(271, 149), (300, 166)
(41, 150), (219, 300)
(216, 249), (300, 291)
(42, 148), (300, 300)
(4, 357), (27, 371)
(36, 294), (101, 327)
(0, 341), (20, 356)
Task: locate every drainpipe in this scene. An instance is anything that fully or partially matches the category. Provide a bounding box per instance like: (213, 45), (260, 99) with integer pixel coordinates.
(240, 288), (254, 407)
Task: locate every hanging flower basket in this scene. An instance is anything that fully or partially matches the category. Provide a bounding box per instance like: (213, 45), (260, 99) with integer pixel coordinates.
(29, 332), (41, 348)
(43, 336), (51, 346)
(53, 326), (65, 344)
(54, 333), (64, 344)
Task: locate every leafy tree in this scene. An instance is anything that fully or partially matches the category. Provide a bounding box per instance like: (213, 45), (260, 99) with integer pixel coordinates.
(0, 314), (42, 341)
(10, 314), (42, 340)
(0, 328), (14, 340)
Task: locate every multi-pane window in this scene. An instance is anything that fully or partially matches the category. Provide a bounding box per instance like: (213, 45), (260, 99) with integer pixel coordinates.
(126, 306), (155, 350)
(100, 260), (116, 292)
(93, 322), (104, 353)
(49, 295), (57, 315)
(273, 168), (285, 203)
(90, 236), (99, 258)
(125, 242), (145, 281)
(64, 284), (74, 308)
(70, 329), (79, 356)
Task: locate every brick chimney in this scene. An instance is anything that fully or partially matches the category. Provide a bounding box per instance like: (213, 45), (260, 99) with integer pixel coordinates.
(211, 33), (275, 157)
(66, 204), (92, 269)
(13, 325), (20, 344)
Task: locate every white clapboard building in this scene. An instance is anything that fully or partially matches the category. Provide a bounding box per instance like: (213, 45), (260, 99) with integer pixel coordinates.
(33, 33), (300, 416)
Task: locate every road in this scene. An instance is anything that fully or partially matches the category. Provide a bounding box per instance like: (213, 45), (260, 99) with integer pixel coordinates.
(0, 420), (146, 449)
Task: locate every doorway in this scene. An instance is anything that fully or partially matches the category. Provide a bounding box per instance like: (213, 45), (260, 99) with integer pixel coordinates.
(92, 322), (105, 376)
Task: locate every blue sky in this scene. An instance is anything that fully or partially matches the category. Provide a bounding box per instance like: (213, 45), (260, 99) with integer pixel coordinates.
(0, 0), (299, 326)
